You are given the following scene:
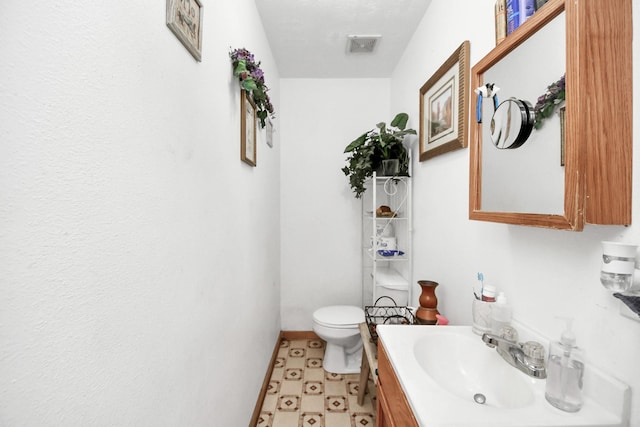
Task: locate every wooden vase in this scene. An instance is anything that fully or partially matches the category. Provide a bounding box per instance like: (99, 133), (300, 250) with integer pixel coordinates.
(415, 280), (439, 325)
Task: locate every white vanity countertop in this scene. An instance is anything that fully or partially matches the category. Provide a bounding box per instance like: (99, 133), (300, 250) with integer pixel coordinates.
(377, 325), (630, 427)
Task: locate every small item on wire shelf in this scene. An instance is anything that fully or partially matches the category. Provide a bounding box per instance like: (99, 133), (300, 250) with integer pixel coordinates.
(376, 205), (396, 218)
(377, 250), (405, 257)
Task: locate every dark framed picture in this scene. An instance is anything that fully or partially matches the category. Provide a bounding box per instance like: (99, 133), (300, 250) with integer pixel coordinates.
(419, 41), (470, 161)
(241, 90), (257, 166)
(166, 0), (203, 61)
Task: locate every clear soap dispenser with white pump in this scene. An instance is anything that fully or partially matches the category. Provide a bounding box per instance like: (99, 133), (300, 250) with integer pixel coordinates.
(545, 318), (585, 412)
(490, 292), (512, 334)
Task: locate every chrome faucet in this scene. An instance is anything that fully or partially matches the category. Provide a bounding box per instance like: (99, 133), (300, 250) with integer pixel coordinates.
(482, 327), (547, 379)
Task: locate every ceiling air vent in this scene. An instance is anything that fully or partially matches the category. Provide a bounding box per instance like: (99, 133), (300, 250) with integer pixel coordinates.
(347, 35), (381, 54)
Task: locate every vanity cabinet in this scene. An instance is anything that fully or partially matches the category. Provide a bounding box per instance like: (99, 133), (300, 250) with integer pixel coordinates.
(377, 341), (419, 427)
(361, 173), (412, 306)
(469, 0), (632, 230)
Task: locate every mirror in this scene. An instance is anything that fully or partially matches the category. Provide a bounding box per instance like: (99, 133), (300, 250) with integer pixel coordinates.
(469, 0), (579, 229)
(480, 9), (565, 215)
(490, 98), (535, 150)
(470, 0), (632, 230)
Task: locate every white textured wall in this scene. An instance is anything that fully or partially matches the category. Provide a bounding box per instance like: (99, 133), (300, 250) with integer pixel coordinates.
(0, 1), (281, 426)
(391, 0), (640, 424)
(279, 79), (390, 330)
(4, 0), (638, 424)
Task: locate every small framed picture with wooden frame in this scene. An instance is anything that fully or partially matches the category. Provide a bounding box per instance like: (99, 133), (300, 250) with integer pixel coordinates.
(166, 0), (203, 61)
(419, 40), (470, 161)
(241, 90), (257, 166)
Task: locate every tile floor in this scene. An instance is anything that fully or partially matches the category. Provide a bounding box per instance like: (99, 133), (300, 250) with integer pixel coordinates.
(257, 338), (376, 427)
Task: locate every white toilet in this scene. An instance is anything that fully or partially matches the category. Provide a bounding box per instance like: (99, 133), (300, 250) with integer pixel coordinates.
(312, 305), (365, 374)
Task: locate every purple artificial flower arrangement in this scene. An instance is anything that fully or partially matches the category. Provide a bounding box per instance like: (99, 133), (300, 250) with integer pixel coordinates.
(533, 74), (565, 130)
(229, 47), (275, 128)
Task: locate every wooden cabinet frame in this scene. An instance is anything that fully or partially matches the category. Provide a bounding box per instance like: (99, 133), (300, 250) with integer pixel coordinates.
(469, 0), (632, 230)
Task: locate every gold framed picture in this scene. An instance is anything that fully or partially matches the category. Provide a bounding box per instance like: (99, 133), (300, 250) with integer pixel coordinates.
(166, 0), (203, 61)
(419, 41), (470, 161)
(241, 90), (257, 166)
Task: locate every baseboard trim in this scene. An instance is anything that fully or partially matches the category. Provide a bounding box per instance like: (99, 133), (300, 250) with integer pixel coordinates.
(248, 331), (284, 427)
(247, 331), (321, 427)
(281, 330), (320, 340)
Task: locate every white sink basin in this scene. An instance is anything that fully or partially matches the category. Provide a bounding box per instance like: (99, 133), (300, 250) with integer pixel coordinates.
(376, 325), (629, 427)
(413, 330), (535, 409)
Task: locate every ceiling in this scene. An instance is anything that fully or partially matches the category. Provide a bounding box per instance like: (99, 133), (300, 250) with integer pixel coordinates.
(254, 0), (433, 78)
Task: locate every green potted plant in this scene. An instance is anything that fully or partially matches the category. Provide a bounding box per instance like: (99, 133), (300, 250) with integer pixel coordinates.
(342, 112), (417, 198)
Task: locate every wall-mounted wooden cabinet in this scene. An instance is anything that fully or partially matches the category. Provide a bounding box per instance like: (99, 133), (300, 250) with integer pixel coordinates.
(469, 0), (632, 231)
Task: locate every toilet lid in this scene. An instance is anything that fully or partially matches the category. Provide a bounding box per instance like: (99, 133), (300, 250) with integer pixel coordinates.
(313, 305), (364, 328)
